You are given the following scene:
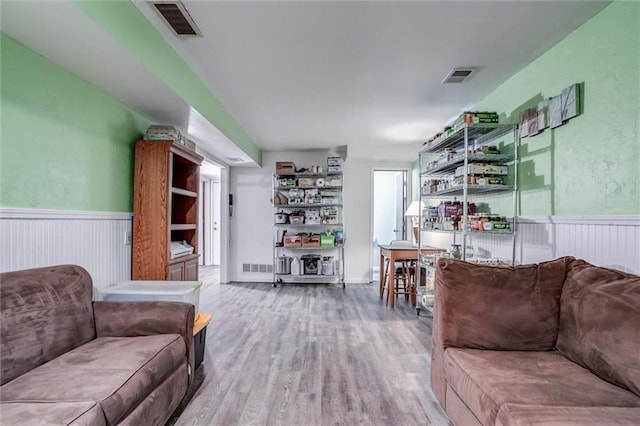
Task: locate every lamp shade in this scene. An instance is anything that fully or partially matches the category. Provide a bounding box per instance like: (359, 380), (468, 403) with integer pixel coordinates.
(404, 200), (424, 217)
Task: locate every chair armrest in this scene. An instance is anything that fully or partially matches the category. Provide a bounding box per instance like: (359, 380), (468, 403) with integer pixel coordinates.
(93, 301), (195, 384)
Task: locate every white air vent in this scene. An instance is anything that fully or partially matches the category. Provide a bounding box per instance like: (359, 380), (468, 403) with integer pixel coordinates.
(226, 157), (244, 163)
(242, 263), (273, 273)
(151, 1), (201, 37)
(442, 68), (476, 84)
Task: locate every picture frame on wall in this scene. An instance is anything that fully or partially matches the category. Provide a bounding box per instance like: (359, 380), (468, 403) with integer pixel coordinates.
(549, 95), (564, 128)
(527, 107), (539, 136)
(561, 83), (579, 121)
(519, 109), (529, 137)
(537, 99), (548, 131)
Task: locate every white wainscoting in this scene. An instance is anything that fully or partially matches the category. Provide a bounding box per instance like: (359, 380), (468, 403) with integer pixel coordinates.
(421, 215), (640, 274)
(0, 208), (132, 291)
(515, 216), (640, 274)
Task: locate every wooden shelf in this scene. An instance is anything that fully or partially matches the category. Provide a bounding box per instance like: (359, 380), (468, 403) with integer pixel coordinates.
(172, 187), (198, 198)
(133, 139), (203, 281)
(171, 224), (197, 231)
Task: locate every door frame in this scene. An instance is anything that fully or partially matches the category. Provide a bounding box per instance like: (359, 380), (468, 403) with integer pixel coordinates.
(369, 166), (411, 283)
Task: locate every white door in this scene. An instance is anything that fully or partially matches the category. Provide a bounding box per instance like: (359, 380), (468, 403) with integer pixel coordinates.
(371, 170), (408, 276)
(199, 161), (223, 267)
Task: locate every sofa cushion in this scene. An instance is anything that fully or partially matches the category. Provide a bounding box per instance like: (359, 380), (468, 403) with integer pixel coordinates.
(496, 403), (640, 426)
(556, 260), (640, 397)
(0, 334), (186, 425)
(435, 257), (570, 351)
(0, 401), (106, 426)
(0, 265), (95, 385)
(117, 363), (188, 426)
(443, 348), (640, 425)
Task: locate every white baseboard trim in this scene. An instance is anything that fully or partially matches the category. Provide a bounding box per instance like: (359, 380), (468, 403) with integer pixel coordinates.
(0, 207), (132, 220)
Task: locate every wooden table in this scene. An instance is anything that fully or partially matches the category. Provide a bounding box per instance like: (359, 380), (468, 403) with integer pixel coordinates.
(194, 313), (212, 336)
(193, 313), (212, 370)
(379, 245), (444, 308)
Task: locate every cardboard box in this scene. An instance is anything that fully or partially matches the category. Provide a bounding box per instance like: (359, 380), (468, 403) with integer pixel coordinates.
(325, 176), (342, 187)
(276, 162), (296, 174)
(278, 177), (296, 187)
(482, 221), (511, 232)
(455, 164), (508, 176)
(327, 157), (343, 166)
(298, 177), (315, 187)
(283, 235), (301, 247)
(301, 234), (320, 247)
(477, 177), (504, 185)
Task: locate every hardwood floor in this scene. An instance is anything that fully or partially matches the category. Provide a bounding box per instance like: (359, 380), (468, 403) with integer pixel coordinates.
(169, 266), (450, 426)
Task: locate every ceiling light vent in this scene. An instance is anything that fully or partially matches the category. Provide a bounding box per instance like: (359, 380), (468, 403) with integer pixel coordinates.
(442, 68), (476, 84)
(226, 157), (244, 163)
(151, 1), (201, 37)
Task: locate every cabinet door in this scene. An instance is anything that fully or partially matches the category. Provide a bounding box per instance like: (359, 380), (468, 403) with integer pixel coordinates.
(184, 257), (198, 281)
(167, 262), (184, 281)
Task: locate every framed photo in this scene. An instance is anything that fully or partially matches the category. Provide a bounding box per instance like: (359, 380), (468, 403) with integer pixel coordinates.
(561, 84), (579, 121)
(537, 99), (548, 131)
(549, 95), (564, 128)
(519, 109), (529, 137)
(527, 108), (539, 136)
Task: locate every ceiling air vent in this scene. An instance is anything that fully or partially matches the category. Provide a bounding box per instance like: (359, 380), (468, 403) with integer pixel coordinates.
(442, 68), (476, 84)
(226, 157), (244, 163)
(151, 1), (201, 37)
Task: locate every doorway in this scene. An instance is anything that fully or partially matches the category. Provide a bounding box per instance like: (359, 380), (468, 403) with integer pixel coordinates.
(371, 169), (408, 280)
(199, 161), (222, 266)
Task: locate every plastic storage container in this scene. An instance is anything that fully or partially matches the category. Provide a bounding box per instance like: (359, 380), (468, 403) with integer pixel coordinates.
(99, 281), (201, 313)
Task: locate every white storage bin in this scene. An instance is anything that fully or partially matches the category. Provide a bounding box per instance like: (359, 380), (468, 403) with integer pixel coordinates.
(99, 281), (201, 313)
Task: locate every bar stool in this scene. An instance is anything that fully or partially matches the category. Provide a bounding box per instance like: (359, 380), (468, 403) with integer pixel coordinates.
(382, 240), (416, 304)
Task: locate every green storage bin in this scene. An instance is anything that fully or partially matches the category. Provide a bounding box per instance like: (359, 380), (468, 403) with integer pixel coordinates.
(320, 235), (335, 247)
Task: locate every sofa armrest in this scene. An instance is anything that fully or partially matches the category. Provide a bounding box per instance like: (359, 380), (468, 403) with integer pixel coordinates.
(93, 301), (195, 385)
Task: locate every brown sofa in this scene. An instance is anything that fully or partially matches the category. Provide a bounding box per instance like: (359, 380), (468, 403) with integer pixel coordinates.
(0, 265), (195, 425)
(431, 257), (640, 425)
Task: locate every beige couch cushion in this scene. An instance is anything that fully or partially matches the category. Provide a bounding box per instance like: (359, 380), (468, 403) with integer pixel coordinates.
(443, 348), (640, 425)
(0, 334), (186, 425)
(557, 260), (640, 397)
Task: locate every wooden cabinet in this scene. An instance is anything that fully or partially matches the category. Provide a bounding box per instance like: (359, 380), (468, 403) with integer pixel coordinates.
(166, 255), (198, 281)
(132, 140), (203, 280)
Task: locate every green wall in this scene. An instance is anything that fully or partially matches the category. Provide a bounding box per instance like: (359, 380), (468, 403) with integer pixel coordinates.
(0, 34), (152, 212)
(72, 0), (261, 165)
(474, 1), (639, 215)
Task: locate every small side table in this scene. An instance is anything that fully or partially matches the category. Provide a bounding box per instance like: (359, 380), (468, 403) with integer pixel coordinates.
(193, 313), (212, 370)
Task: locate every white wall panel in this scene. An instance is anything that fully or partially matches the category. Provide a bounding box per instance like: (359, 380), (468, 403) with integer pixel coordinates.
(0, 208), (132, 291)
(517, 216), (640, 273)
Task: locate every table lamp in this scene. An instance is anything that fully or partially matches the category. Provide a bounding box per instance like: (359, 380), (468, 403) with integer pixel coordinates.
(404, 200), (424, 242)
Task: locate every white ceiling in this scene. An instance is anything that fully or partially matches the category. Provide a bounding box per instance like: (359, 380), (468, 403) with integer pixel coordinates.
(2, 1), (610, 165)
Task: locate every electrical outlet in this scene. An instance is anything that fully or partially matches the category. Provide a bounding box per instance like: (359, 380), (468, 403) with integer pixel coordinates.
(124, 231), (132, 245)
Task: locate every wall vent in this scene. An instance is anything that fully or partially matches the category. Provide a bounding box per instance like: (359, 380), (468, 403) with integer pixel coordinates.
(226, 157), (245, 163)
(151, 1), (202, 37)
(442, 68), (476, 84)
(242, 263), (273, 273)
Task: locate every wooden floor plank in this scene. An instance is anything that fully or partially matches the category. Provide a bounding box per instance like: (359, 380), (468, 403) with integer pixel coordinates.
(169, 267), (451, 426)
